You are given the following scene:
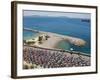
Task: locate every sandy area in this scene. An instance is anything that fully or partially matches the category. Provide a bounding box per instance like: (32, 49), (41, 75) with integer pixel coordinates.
(33, 33), (63, 49)
(24, 28), (86, 50)
(32, 32), (86, 49)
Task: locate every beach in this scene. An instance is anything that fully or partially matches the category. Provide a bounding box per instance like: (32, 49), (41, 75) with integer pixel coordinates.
(25, 28), (86, 49)
(24, 28), (86, 50)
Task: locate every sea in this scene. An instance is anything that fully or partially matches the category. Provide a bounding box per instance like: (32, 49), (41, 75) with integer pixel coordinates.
(23, 16), (91, 54)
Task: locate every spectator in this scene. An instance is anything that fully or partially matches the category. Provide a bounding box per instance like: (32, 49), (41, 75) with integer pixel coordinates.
(23, 46), (90, 69)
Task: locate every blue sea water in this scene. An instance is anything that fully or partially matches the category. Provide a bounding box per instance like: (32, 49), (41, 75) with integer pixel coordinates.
(23, 16), (91, 54)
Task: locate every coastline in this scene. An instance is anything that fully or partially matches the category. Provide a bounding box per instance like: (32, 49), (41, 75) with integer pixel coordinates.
(28, 31), (86, 49)
(24, 28), (88, 54)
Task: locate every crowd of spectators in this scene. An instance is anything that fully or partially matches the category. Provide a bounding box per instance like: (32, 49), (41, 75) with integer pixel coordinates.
(23, 47), (90, 69)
